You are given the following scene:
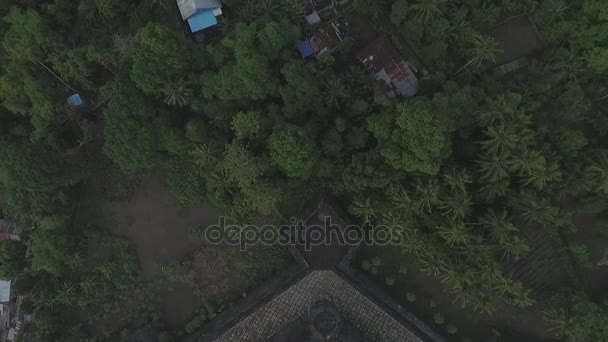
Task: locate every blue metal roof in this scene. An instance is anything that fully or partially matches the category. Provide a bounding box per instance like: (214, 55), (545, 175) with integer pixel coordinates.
(67, 93), (83, 107)
(298, 41), (314, 58)
(187, 9), (218, 33)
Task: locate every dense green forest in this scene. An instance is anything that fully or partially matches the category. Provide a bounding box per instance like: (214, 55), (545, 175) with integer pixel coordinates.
(0, 0), (607, 341)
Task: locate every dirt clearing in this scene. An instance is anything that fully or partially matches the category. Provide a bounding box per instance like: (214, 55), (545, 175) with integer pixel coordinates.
(102, 173), (219, 279)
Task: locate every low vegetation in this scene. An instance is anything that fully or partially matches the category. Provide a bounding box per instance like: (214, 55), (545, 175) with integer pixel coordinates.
(0, 0), (606, 341)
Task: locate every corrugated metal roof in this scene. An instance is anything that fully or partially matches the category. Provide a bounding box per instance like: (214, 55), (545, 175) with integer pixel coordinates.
(0, 281), (10, 303)
(187, 9), (218, 33)
(357, 37), (417, 97)
(0, 219), (25, 234)
(67, 93), (83, 107)
(298, 41), (314, 58)
(177, 0), (221, 20)
(308, 27), (341, 56)
(305, 11), (321, 25)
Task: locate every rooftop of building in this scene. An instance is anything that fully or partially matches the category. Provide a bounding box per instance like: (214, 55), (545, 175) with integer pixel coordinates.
(490, 14), (544, 66)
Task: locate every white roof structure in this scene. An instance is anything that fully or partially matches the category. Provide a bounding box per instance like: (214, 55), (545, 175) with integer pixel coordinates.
(176, 0), (221, 20)
(0, 281), (10, 303)
(305, 11), (321, 25)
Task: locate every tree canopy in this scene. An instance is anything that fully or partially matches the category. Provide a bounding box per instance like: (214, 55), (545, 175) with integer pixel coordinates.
(368, 98), (453, 174)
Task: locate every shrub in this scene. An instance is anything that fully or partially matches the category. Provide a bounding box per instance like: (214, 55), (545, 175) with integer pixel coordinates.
(385, 276), (395, 286)
(433, 313), (445, 325)
(406, 292), (416, 302)
(361, 259), (371, 271)
(371, 256), (382, 267)
(447, 323), (458, 334)
(158, 332), (173, 342)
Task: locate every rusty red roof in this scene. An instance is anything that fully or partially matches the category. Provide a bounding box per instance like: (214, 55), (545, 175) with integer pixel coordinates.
(357, 37), (417, 96)
(308, 26), (341, 56)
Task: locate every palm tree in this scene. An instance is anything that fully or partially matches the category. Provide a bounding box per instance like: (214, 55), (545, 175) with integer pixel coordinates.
(497, 235), (529, 260)
(323, 76), (351, 108)
(492, 274), (515, 296)
(441, 267), (474, 292)
(388, 184), (418, 219)
(516, 195), (560, 225)
(439, 191), (472, 220)
(480, 179), (510, 201)
(380, 211), (401, 227)
(478, 106), (503, 128)
(349, 197), (378, 223)
(419, 250), (449, 277)
(543, 308), (580, 340)
(583, 153), (608, 194)
(224, 207), (255, 228)
(520, 159), (562, 190)
(206, 169), (234, 200)
(67, 251), (83, 271)
(436, 221), (472, 247)
(506, 282), (535, 308)
(401, 229), (428, 258)
(54, 283), (77, 305)
(458, 33), (502, 72)
(478, 94), (520, 127)
(548, 2), (570, 22)
(411, 0), (445, 22)
(446, 8), (474, 45)
(477, 152), (510, 182)
(507, 149), (544, 176)
(475, 263), (502, 285)
(469, 292), (497, 315)
(149, 0), (170, 10)
(463, 243), (493, 267)
(479, 209), (518, 243)
(479, 123), (519, 154)
(239, 0), (281, 21)
(192, 144), (219, 170)
(414, 178), (439, 214)
(442, 168), (472, 192)
(354, 0), (388, 20)
(162, 78), (193, 107)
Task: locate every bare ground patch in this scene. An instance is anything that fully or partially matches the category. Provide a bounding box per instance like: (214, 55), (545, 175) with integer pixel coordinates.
(92, 172), (291, 338)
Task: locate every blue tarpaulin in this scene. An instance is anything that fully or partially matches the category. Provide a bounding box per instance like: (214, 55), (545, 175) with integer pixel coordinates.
(187, 9), (218, 33)
(298, 41), (314, 58)
(67, 93), (83, 107)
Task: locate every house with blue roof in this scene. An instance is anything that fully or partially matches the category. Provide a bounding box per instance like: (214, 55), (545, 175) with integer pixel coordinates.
(177, 0), (223, 33)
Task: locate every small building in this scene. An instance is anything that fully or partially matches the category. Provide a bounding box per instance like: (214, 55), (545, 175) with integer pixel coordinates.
(305, 11), (321, 25)
(357, 37), (418, 101)
(66, 93), (83, 107)
(299, 19), (347, 58)
(0, 221), (23, 242)
(491, 14), (544, 75)
(298, 41), (315, 59)
(176, 0), (223, 33)
(191, 196), (442, 342)
(302, 0), (344, 25)
(302, 0), (335, 14)
(0, 281), (10, 304)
